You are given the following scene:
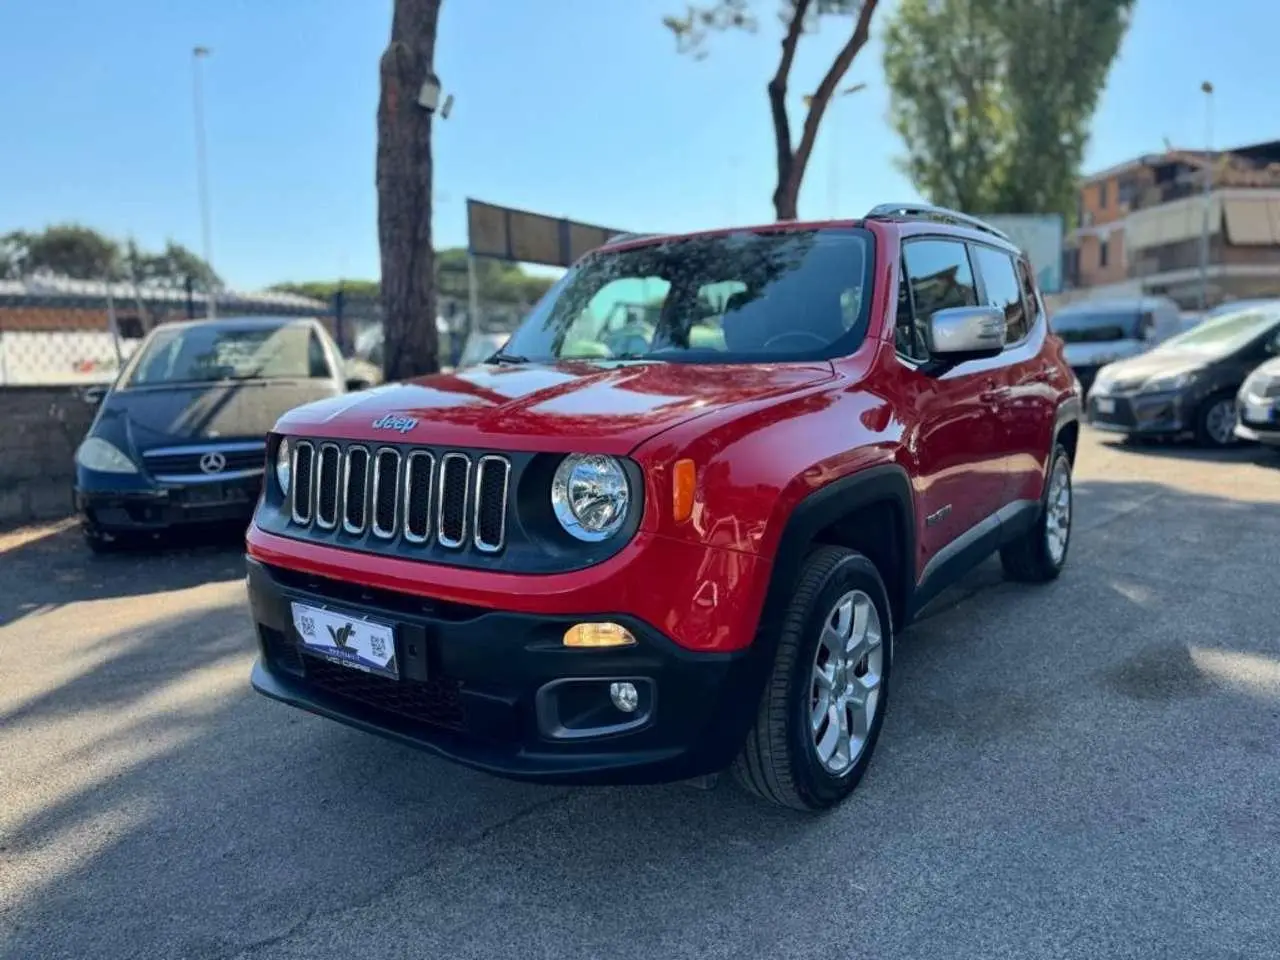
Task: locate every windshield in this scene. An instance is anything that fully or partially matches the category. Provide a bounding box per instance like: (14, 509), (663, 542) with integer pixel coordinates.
(126, 322), (331, 386)
(498, 228), (873, 364)
(1050, 308), (1143, 343)
(1155, 307), (1280, 356)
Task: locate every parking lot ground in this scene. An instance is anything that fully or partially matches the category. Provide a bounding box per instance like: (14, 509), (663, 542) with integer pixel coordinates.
(3, 429), (1279, 960)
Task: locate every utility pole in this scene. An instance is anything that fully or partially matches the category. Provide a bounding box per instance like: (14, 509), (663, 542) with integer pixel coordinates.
(1199, 80), (1215, 311)
(192, 46), (216, 320)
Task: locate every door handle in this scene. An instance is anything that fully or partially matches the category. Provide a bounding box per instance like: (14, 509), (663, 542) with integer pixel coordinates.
(979, 379), (1004, 403)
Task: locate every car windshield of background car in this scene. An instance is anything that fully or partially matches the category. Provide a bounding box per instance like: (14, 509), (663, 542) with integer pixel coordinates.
(1155, 307), (1280, 356)
(499, 228), (872, 364)
(1050, 308), (1143, 343)
(127, 323), (327, 386)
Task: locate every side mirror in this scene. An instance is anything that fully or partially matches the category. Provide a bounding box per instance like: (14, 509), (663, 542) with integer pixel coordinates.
(345, 378), (371, 393)
(925, 306), (1005, 369)
(81, 384), (108, 406)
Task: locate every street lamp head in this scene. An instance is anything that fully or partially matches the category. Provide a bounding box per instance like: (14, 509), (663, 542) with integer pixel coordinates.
(1201, 80), (1214, 95)
(417, 72), (442, 112)
(193, 46), (211, 58)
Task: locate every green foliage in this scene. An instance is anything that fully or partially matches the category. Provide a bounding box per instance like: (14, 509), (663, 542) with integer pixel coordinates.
(0, 224), (220, 286)
(270, 249), (557, 306)
(883, 0), (1134, 220)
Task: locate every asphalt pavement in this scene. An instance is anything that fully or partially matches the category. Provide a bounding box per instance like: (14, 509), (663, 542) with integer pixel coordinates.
(3, 429), (1279, 960)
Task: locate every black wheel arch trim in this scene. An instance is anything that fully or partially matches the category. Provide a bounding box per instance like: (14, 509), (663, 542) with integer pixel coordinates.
(758, 464), (916, 646)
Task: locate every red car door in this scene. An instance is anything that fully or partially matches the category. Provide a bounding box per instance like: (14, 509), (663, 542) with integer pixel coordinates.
(893, 239), (1009, 574)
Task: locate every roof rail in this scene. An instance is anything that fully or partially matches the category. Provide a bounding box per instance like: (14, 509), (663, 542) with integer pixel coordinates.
(605, 231), (661, 245)
(865, 203), (1011, 243)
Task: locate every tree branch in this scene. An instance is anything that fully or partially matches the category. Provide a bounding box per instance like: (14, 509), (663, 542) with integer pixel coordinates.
(783, 0), (878, 216)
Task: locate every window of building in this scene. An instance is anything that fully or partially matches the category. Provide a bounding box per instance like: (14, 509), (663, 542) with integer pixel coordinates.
(899, 239), (979, 361)
(1098, 181), (1109, 209)
(1099, 238), (1110, 269)
(971, 244), (1029, 344)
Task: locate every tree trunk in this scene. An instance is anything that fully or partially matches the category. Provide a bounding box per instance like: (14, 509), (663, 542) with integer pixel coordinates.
(376, 0), (442, 382)
(770, 0), (879, 222)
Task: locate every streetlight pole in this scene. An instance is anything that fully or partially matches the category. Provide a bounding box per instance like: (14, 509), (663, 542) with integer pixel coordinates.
(1199, 80), (1214, 311)
(192, 46), (216, 320)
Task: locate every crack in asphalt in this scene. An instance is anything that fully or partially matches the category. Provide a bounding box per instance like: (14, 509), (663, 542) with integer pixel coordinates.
(225, 790), (573, 959)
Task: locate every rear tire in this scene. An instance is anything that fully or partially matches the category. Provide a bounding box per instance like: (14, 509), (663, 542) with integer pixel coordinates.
(733, 546), (893, 811)
(1000, 444), (1072, 583)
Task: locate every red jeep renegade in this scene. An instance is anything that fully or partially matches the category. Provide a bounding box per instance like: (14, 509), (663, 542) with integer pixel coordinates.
(246, 203), (1081, 811)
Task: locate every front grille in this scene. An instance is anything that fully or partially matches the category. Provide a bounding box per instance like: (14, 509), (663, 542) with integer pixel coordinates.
(343, 446), (371, 533)
(287, 440), (511, 554)
(143, 442), (266, 478)
(302, 656), (465, 731)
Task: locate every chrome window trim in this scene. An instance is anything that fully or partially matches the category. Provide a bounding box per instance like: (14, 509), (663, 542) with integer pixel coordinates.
(402, 450), (435, 544)
(315, 442), (342, 530)
(290, 441), (315, 525)
(436, 452), (471, 549)
(472, 455), (510, 553)
(370, 447), (401, 540)
(342, 445), (371, 535)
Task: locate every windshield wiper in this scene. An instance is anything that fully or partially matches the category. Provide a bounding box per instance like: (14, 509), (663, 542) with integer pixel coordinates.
(488, 351), (531, 365)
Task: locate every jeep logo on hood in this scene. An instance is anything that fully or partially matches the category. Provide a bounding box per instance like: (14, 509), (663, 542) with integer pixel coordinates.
(371, 414), (419, 434)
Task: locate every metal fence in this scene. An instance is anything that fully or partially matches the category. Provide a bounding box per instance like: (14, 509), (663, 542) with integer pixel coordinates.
(0, 280), (534, 386)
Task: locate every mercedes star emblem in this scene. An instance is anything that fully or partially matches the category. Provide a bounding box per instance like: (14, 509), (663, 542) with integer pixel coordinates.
(199, 451), (227, 474)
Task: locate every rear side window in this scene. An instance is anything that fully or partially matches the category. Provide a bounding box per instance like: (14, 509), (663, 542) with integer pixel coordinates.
(971, 245), (1028, 344)
(900, 240), (978, 360)
(1016, 258), (1040, 328)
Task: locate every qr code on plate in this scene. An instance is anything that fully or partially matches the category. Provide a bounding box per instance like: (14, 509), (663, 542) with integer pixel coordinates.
(369, 635), (387, 659)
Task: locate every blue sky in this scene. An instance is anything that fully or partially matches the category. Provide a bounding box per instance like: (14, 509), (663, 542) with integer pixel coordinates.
(1, 0), (1275, 289)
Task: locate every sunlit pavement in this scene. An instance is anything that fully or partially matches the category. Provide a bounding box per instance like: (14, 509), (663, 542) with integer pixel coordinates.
(2, 431), (1279, 960)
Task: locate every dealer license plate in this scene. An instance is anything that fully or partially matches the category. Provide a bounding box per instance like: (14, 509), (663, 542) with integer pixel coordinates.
(291, 602), (398, 679)
(1094, 397), (1116, 415)
(1245, 401), (1274, 424)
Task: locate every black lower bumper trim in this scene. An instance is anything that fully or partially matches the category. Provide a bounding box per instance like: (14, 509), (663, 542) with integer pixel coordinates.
(245, 557), (769, 785)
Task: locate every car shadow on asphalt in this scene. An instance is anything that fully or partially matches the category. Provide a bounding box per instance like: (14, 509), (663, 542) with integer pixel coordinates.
(4, 480), (1280, 958)
(1096, 435), (1279, 465)
(0, 520), (247, 628)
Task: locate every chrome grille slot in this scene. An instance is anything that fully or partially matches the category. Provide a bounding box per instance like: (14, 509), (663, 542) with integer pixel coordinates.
(371, 448), (401, 539)
(315, 443), (341, 529)
(343, 446), (371, 534)
(437, 453), (471, 548)
(473, 456), (510, 552)
(402, 451), (434, 543)
(291, 441), (315, 524)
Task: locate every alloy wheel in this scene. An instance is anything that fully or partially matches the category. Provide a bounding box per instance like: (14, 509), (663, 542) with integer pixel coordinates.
(810, 590), (883, 776)
(1045, 456), (1072, 566)
(1205, 398), (1238, 447)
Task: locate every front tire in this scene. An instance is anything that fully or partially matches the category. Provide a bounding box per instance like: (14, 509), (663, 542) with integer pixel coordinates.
(1000, 444), (1072, 583)
(1195, 392), (1239, 448)
(733, 546), (893, 811)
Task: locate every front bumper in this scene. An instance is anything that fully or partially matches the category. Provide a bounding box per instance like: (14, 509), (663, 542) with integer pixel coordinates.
(246, 558), (769, 784)
(1086, 389), (1189, 436)
(76, 474), (262, 534)
(1236, 400), (1280, 446)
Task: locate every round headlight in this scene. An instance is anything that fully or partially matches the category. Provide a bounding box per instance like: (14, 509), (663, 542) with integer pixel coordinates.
(275, 438), (291, 496)
(551, 454), (631, 542)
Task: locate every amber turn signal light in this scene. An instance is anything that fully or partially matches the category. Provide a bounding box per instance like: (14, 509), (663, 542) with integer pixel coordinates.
(672, 459), (696, 523)
(563, 622), (637, 648)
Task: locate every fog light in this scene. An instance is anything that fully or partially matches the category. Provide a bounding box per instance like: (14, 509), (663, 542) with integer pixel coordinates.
(610, 681), (639, 713)
(563, 622), (636, 648)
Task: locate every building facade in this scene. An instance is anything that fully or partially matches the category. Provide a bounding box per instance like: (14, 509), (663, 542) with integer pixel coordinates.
(1064, 140), (1280, 309)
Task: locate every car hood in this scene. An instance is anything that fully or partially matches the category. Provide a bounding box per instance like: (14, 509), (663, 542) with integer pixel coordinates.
(275, 360), (836, 455)
(96, 380), (339, 452)
(1096, 350), (1208, 388)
